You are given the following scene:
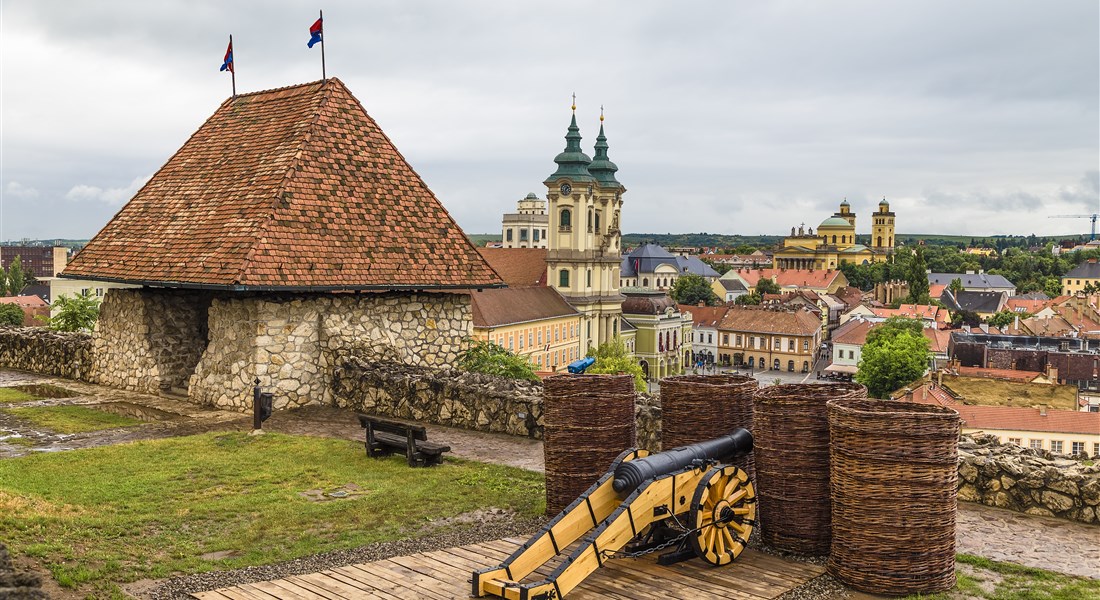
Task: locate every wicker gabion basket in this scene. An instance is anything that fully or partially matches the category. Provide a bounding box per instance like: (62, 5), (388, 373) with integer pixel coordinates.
(753, 383), (866, 555)
(826, 398), (960, 596)
(542, 374), (636, 515)
(661, 374), (759, 479)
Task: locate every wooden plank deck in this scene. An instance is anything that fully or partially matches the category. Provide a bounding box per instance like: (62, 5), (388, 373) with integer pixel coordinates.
(192, 537), (824, 600)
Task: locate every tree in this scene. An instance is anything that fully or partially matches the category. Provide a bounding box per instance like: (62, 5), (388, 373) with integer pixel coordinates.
(0, 267), (7, 297)
(44, 293), (102, 333)
(866, 316), (924, 345)
(905, 246), (930, 304)
(856, 325), (930, 399)
(586, 338), (646, 392)
(950, 309), (981, 328)
(987, 310), (1024, 329)
(734, 292), (761, 305)
(755, 278), (781, 296)
(947, 277), (964, 297)
(6, 256), (25, 296)
(458, 340), (539, 382)
(670, 274), (720, 306)
(0, 304), (24, 326)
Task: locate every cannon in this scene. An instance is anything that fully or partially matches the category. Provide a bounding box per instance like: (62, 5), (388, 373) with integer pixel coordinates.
(472, 429), (756, 599)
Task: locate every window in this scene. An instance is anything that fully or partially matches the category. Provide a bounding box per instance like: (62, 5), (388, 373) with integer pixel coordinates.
(735, 335), (742, 346)
(559, 269), (570, 288)
(723, 334), (730, 345)
(538, 330), (543, 345)
(1051, 440), (1063, 454)
(788, 339), (795, 351)
(555, 326), (560, 341)
(1072, 441), (1085, 455)
(1008, 437), (1022, 446)
(837, 349), (843, 359)
(520, 229), (529, 241)
(803, 340), (809, 351)
(613, 319), (617, 335)
(708, 333), (713, 344)
(537, 355), (542, 366)
(506, 229), (513, 242)
(519, 334), (524, 349)
(560, 209), (571, 228)
(1094, 443), (1100, 457)
(788, 360), (795, 372)
(528, 332), (533, 346)
(1029, 439), (1042, 450)
(586, 269), (592, 287)
(533, 229), (540, 242)
(508, 335), (514, 350)
(773, 358), (780, 370)
(832, 235), (837, 244)
(587, 209), (593, 231)
(748, 357), (755, 367)
(595, 211), (601, 231)
(642, 278), (649, 287)
(587, 321), (591, 338)
(848, 350), (855, 359)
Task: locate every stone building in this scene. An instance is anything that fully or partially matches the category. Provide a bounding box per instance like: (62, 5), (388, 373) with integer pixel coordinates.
(501, 193), (548, 248)
(61, 79), (503, 410)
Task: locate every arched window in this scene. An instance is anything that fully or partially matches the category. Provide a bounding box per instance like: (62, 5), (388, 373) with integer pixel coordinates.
(788, 360), (795, 372)
(642, 277), (649, 287)
(559, 269), (570, 288)
(773, 358), (780, 370)
(889, 236), (893, 247)
(587, 209), (593, 231)
(802, 361), (809, 373)
(586, 269), (592, 287)
(876, 236), (883, 247)
(595, 211), (601, 231)
(560, 209), (571, 228)
(832, 235), (837, 244)
(748, 357), (755, 367)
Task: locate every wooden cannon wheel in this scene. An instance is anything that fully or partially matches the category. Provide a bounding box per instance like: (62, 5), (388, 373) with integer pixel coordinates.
(688, 465), (756, 566)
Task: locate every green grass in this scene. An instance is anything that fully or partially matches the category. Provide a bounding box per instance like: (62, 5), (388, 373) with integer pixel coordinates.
(901, 555), (1100, 600)
(2, 405), (143, 433)
(0, 431), (545, 598)
(0, 387), (38, 403)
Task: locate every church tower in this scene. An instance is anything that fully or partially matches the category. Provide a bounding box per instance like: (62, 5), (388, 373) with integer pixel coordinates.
(834, 198), (856, 228)
(871, 197), (896, 253)
(545, 102), (625, 352)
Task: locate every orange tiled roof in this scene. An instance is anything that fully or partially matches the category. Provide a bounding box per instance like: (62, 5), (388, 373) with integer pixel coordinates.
(870, 304), (943, 321)
(718, 305), (821, 337)
(676, 304), (730, 328)
(832, 319), (874, 345)
(954, 366), (1044, 382)
(470, 287), (577, 328)
(1006, 297), (1052, 314)
(62, 79), (502, 291)
(0, 295), (47, 308)
(732, 268), (843, 290)
(910, 395), (1100, 436)
(476, 248), (548, 288)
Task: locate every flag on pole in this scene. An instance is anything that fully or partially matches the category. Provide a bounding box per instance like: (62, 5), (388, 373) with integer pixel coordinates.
(308, 17), (323, 48)
(220, 39), (234, 72)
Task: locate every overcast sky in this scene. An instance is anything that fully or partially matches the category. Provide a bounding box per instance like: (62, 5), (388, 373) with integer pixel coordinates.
(1, 1), (1097, 242)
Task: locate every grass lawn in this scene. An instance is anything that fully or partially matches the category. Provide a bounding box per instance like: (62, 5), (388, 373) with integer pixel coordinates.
(2, 405), (143, 433)
(942, 376), (1078, 411)
(0, 431), (544, 599)
(901, 554), (1100, 600)
(0, 387), (39, 403)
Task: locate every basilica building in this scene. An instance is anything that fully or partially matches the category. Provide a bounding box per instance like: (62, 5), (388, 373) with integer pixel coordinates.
(773, 199), (896, 270)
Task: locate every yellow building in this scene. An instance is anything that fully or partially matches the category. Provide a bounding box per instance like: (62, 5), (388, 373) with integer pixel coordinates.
(471, 287), (582, 373)
(1061, 259), (1100, 295)
(715, 306), (822, 372)
(544, 105), (625, 351)
(620, 289), (693, 380)
(774, 199), (894, 269)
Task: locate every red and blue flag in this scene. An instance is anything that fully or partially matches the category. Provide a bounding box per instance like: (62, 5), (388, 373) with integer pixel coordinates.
(307, 17), (323, 48)
(220, 39), (234, 72)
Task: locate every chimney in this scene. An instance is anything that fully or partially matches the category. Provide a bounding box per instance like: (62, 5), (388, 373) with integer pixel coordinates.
(937, 369), (943, 387)
(1039, 406), (1047, 417)
(53, 246), (69, 276)
(698, 301), (705, 307)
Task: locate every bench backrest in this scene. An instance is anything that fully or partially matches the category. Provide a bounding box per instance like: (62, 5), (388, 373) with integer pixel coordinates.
(358, 415), (427, 441)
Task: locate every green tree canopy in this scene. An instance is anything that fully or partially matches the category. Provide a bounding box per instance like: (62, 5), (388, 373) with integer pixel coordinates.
(734, 292), (761, 305)
(755, 278), (781, 295)
(948, 277), (964, 296)
(45, 294), (102, 332)
(0, 303), (24, 326)
(906, 246), (930, 304)
(670, 274), (720, 306)
(6, 256), (25, 296)
(458, 340), (539, 381)
(586, 338), (646, 391)
(0, 267), (8, 297)
(856, 325), (930, 399)
(986, 310), (1024, 329)
(865, 316), (924, 345)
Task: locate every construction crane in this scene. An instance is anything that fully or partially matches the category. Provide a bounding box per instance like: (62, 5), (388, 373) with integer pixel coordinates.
(1049, 214), (1100, 240)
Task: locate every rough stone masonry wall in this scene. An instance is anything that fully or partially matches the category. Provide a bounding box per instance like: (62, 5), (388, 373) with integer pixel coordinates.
(189, 292), (471, 411)
(93, 289), (211, 395)
(0, 326), (93, 381)
(332, 358), (664, 451)
(958, 433), (1100, 524)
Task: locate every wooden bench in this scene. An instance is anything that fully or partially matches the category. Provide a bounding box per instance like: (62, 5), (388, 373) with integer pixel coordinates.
(356, 414), (451, 467)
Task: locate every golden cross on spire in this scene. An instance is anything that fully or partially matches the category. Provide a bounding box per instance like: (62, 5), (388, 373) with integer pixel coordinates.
(600, 105), (605, 122)
(571, 92), (576, 112)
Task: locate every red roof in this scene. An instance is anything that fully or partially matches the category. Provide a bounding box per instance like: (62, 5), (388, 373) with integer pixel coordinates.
(1006, 297), (1052, 314)
(0, 295), (47, 308)
(910, 393), (1100, 435)
(871, 304), (944, 322)
(677, 304), (730, 328)
(63, 79), (502, 291)
(470, 287), (577, 328)
(731, 268), (843, 290)
(832, 319), (874, 345)
(955, 366), (1044, 382)
(476, 248), (548, 288)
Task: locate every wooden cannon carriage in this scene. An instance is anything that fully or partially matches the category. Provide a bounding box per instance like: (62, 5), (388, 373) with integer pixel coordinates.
(472, 430), (756, 599)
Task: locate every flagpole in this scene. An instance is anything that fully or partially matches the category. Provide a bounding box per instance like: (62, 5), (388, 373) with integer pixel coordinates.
(229, 35), (237, 98)
(319, 10), (326, 81)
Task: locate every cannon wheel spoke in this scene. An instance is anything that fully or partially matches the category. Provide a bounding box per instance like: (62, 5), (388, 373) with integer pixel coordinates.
(689, 465), (756, 566)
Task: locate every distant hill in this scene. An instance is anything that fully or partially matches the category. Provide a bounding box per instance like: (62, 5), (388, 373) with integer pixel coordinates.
(1, 239), (89, 250)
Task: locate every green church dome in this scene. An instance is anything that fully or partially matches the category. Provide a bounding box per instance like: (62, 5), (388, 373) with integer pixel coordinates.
(819, 217), (851, 228)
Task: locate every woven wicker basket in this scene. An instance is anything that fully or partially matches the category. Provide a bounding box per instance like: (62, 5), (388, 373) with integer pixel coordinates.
(753, 383), (866, 555)
(661, 374), (758, 480)
(826, 398), (960, 595)
(543, 374), (636, 514)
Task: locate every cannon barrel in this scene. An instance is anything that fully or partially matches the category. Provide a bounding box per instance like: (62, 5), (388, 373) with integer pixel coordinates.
(612, 429), (753, 493)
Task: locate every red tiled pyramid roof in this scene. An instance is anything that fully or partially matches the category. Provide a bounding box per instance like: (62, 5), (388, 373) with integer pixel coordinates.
(476, 248), (548, 288)
(62, 79), (503, 291)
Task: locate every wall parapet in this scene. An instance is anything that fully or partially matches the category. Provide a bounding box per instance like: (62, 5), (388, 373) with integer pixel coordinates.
(0, 326), (93, 381)
(958, 433), (1099, 524)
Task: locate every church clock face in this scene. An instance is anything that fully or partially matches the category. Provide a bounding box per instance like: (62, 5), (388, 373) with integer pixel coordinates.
(560, 183), (572, 196)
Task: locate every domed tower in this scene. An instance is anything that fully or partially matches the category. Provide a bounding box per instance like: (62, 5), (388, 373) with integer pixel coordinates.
(872, 197), (896, 253)
(834, 198), (856, 227)
(501, 192), (548, 248)
(544, 100), (624, 351)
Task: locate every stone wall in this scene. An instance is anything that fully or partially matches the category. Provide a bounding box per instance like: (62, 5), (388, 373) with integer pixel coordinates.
(191, 292), (472, 411)
(0, 326), (93, 380)
(93, 289), (211, 395)
(958, 433), (1099, 524)
(333, 358), (662, 450)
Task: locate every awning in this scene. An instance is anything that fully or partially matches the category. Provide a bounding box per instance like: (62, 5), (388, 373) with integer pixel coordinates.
(823, 363), (858, 374)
